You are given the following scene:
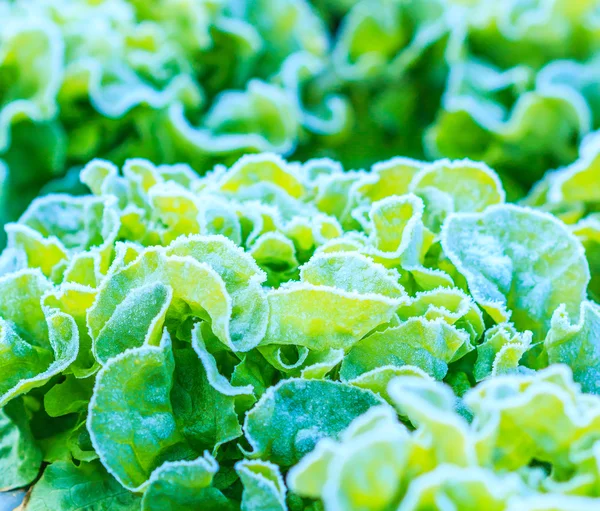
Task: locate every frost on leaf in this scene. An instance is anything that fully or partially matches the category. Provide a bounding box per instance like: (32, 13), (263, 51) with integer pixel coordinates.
(235, 459), (287, 511)
(142, 453), (233, 511)
(441, 204), (590, 338)
(243, 379), (382, 467)
(545, 301), (600, 394)
(340, 317), (471, 381)
(88, 332), (241, 491)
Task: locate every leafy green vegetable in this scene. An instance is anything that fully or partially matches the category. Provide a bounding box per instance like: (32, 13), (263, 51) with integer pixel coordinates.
(0, 398), (42, 491)
(3, 0), (600, 232)
(142, 453), (233, 511)
(236, 459), (287, 511)
(244, 379), (382, 467)
(26, 460), (140, 511)
(2, 137), (600, 507)
(441, 204), (590, 338)
(5, 0), (600, 506)
(88, 331), (240, 491)
(290, 365), (600, 510)
(340, 317), (471, 381)
(545, 301), (600, 394)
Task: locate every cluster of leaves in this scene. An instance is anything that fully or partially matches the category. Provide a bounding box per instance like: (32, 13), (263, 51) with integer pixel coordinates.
(2, 0), (600, 227)
(1, 147), (600, 509)
(289, 367), (600, 511)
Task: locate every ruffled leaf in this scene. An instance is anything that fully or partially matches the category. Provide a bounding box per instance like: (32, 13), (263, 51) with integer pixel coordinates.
(142, 453), (233, 511)
(236, 459), (288, 511)
(441, 204), (590, 338)
(244, 379), (382, 467)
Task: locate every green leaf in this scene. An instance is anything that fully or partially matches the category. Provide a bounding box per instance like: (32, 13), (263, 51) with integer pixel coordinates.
(171, 344), (242, 455)
(504, 495), (600, 511)
(0, 317), (53, 403)
(88, 331), (241, 491)
(545, 301), (600, 394)
(142, 453), (233, 511)
(365, 194), (432, 268)
(464, 365), (591, 471)
(398, 466), (522, 511)
(89, 235), (269, 356)
(0, 299), (79, 408)
(42, 284), (98, 378)
(5, 224), (68, 280)
(87, 247), (227, 359)
(441, 204), (590, 338)
(474, 324), (532, 382)
(218, 153), (305, 199)
(166, 234), (269, 351)
(249, 232), (299, 287)
(0, 269), (51, 345)
(396, 287), (484, 344)
(340, 317), (470, 381)
(547, 141), (600, 204)
(191, 322), (254, 398)
(244, 379), (382, 467)
(299, 252), (406, 298)
(93, 281), (172, 364)
(88, 332), (183, 490)
(44, 375), (95, 417)
(357, 157), (422, 203)
(288, 405), (410, 510)
(409, 159), (505, 231)
(388, 375), (479, 468)
(20, 195), (120, 258)
(231, 350), (278, 404)
(346, 365), (432, 403)
(0, 398), (42, 491)
(67, 419), (98, 463)
(25, 460), (140, 511)
(300, 349), (345, 380)
(262, 282), (398, 351)
(236, 459), (288, 511)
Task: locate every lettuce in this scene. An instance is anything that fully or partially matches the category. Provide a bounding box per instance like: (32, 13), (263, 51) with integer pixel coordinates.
(3, 0), (600, 238)
(441, 204), (589, 337)
(4, 0), (600, 506)
(0, 398), (42, 492)
(142, 453), (233, 511)
(236, 459), (287, 511)
(26, 460), (141, 511)
(1, 147), (600, 507)
(290, 366), (600, 509)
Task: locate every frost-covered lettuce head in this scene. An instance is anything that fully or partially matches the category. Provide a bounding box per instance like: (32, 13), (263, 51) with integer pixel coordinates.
(2, 0), (600, 230)
(1, 149), (600, 508)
